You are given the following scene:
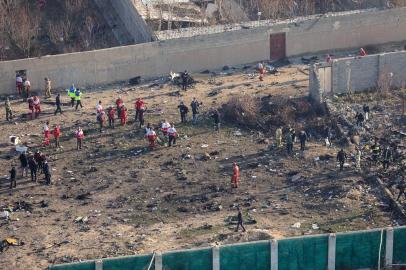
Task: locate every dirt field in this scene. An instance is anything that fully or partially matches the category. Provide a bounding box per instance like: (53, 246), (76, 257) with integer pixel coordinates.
(0, 64), (398, 269)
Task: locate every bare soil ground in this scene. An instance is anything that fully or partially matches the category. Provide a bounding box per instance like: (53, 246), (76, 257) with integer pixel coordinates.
(0, 64), (398, 269)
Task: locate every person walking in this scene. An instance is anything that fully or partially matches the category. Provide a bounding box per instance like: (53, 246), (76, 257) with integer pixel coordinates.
(299, 130), (308, 151)
(235, 207), (246, 232)
(19, 152), (28, 177)
(44, 77), (52, 98)
(75, 127), (84, 150)
(9, 166), (16, 189)
(54, 94), (63, 115)
(168, 124), (177, 147)
(231, 162), (240, 188)
(74, 88), (83, 110)
(5, 97), (13, 121)
(178, 102), (189, 123)
(337, 148), (347, 171)
(190, 98), (201, 125)
(28, 156), (37, 182)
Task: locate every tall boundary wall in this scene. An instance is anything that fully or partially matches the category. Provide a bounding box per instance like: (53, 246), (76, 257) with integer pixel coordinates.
(309, 50), (406, 103)
(47, 226), (406, 270)
(1, 8), (406, 94)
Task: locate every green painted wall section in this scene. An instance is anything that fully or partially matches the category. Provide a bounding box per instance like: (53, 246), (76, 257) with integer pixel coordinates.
(393, 227), (406, 264)
(103, 254), (154, 270)
(220, 241), (270, 270)
(278, 235), (328, 270)
(163, 248), (212, 270)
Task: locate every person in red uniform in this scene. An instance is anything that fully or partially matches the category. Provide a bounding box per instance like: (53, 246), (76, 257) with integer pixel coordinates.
(53, 125), (61, 148)
(326, 54), (332, 62)
(33, 96), (41, 118)
(108, 106), (116, 128)
(16, 75), (23, 96)
(168, 124), (177, 147)
(135, 98), (145, 122)
(43, 121), (51, 146)
(120, 105), (127, 126)
(75, 127), (84, 150)
(231, 162), (240, 188)
(97, 111), (106, 132)
(160, 120), (171, 136)
(115, 96), (123, 119)
(360, 48), (367, 57)
(146, 128), (157, 149)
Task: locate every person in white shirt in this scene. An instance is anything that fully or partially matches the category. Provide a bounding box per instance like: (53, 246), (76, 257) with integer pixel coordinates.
(168, 124), (177, 146)
(16, 75), (23, 95)
(24, 79), (31, 97)
(160, 120), (171, 136)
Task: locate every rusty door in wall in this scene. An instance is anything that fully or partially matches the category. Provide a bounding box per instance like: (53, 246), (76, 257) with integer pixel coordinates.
(270, 33), (286, 61)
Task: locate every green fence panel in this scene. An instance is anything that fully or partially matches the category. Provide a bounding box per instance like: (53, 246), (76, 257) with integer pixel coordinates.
(103, 254), (154, 270)
(336, 230), (386, 270)
(220, 241), (270, 270)
(162, 248), (212, 270)
(48, 261), (95, 270)
(393, 227), (406, 264)
(278, 235), (328, 270)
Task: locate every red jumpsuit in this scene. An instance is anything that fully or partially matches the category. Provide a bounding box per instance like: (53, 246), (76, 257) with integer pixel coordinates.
(146, 130), (157, 149)
(360, 48), (367, 57)
(120, 108), (127, 126)
(231, 164), (240, 188)
(43, 125), (50, 146)
(259, 67), (265, 81)
(53, 126), (61, 147)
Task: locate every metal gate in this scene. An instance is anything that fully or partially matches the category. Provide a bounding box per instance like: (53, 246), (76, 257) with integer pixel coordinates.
(270, 33), (286, 61)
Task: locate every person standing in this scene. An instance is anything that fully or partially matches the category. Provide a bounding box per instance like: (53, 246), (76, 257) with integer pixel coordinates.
(43, 121), (51, 146)
(382, 146), (393, 170)
(5, 97), (13, 121)
(337, 148), (347, 171)
(138, 105), (146, 128)
(16, 75), (23, 96)
(43, 160), (51, 185)
(116, 96), (123, 119)
(190, 98), (201, 125)
(24, 78), (31, 98)
(355, 112), (364, 127)
(33, 96), (41, 118)
(168, 124), (177, 147)
(68, 84), (76, 107)
(96, 100), (103, 114)
(120, 105), (127, 126)
(235, 207), (246, 232)
(324, 126), (332, 147)
(134, 98), (144, 122)
(75, 88), (83, 110)
(97, 111), (106, 132)
(371, 140), (381, 165)
(53, 125), (61, 148)
(299, 130), (308, 151)
(355, 148), (362, 169)
(231, 162), (240, 188)
(360, 48), (367, 57)
(75, 127), (84, 150)
(211, 109), (220, 131)
(363, 104), (370, 121)
(181, 70), (189, 91)
(9, 166), (16, 189)
(28, 156), (37, 182)
(54, 94), (63, 115)
(285, 132), (293, 155)
(108, 106), (116, 128)
(177, 102), (189, 123)
(44, 77), (52, 98)
(275, 127), (282, 147)
(258, 62), (266, 81)
(19, 152), (28, 177)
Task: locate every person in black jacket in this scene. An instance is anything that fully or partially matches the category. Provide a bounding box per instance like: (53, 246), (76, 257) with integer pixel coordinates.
(337, 148), (347, 171)
(177, 102), (189, 123)
(28, 157), (38, 182)
(190, 98), (201, 125)
(235, 207), (246, 232)
(181, 70), (189, 91)
(19, 152), (28, 177)
(54, 93), (62, 115)
(299, 130), (308, 151)
(211, 109), (220, 131)
(9, 166), (16, 189)
(43, 160), (51, 185)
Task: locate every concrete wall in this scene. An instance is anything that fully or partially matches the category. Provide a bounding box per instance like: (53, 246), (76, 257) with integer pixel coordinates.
(111, 0), (154, 43)
(1, 8), (406, 94)
(309, 50), (406, 102)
